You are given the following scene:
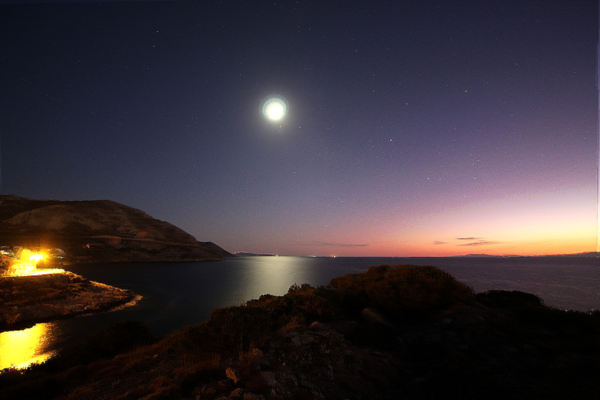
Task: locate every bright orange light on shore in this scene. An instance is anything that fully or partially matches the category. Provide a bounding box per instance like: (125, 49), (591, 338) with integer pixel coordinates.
(3, 249), (64, 277)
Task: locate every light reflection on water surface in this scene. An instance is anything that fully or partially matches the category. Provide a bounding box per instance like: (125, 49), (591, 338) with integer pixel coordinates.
(0, 322), (58, 370)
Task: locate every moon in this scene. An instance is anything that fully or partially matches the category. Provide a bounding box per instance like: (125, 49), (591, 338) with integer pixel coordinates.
(261, 95), (288, 122)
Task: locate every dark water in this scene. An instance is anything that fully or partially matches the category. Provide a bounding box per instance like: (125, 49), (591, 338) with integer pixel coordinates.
(1, 256), (599, 369)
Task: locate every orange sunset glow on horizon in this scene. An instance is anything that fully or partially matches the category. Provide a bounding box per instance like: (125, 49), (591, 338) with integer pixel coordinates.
(240, 183), (598, 257)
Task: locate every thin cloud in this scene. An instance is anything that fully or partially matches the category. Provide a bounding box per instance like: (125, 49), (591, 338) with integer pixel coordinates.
(456, 237), (482, 241)
(458, 240), (502, 247)
(433, 241), (447, 245)
(312, 241), (369, 248)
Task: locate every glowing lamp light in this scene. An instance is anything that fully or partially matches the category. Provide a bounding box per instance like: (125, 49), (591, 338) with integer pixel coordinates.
(261, 95), (288, 122)
(3, 249), (64, 277)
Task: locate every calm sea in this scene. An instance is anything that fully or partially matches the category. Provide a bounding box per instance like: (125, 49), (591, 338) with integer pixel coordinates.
(1, 256), (598, 369)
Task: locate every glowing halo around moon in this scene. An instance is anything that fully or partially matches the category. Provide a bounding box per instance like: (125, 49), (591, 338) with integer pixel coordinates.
(261, 95), (288, 122)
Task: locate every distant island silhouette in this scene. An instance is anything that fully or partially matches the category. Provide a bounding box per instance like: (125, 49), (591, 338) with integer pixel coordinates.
(456, 252), (599, 258)
(233, 251), (277, 257)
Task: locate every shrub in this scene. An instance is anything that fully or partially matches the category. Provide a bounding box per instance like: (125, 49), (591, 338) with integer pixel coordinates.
(328, 264), (474, 314)
(475, 290), (544, 309)
(477, 290), (600, 332)
(166, 284), (337, 354)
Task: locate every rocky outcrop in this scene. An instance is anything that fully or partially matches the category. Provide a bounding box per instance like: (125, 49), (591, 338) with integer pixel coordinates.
(0, 272), (139, 332)
(0, 195), (227, 263)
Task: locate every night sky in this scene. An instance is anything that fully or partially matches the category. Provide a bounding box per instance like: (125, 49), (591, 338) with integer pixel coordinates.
(1, 0), (598, 256)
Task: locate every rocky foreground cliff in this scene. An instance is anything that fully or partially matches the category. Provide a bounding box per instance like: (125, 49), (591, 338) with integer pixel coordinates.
(1, 265), (599, 400)
(0, 195), (231, 264)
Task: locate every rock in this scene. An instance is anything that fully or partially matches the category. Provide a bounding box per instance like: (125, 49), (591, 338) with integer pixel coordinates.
(290, 334), (302, 346)
(309, 321), (325, 330)
(228, 388), (244, 398)
(243, 393), (263, 400)
(299, 379), (314, 390)
(361, 307), (391, 326)
(226, 368), (241, 384)
(259, 371), (277, 387)
(251, 348), (263, 357)
(5, 310), (20, 325)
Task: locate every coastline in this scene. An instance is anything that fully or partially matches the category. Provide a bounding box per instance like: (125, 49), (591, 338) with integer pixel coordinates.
(0, 271), (140, 333)
(1, 264), (599, 399)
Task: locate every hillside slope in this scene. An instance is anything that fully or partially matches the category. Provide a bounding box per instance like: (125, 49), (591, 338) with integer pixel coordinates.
(0, 195), (226, 264)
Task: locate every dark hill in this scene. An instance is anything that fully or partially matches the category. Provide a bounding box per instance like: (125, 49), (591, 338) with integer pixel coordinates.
(198, 241), (234, 258)
(0, 195), (227, 264)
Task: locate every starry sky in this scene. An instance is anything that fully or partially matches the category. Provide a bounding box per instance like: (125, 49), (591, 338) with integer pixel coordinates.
(1, 0), (598, 256)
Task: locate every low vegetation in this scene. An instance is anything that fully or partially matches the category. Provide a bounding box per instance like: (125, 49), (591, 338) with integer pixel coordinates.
(329, 264), (474, 314)
(477, 289), (600, 332)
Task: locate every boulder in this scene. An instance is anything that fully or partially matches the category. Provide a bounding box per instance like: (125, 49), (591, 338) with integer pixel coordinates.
(226, 368), (241, 384)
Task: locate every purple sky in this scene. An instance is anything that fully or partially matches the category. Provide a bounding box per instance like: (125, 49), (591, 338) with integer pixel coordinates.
(1, 0), (598, 256)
